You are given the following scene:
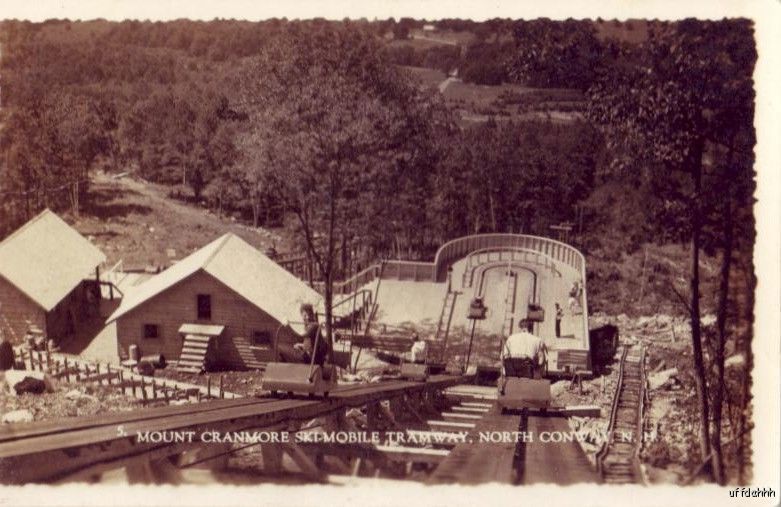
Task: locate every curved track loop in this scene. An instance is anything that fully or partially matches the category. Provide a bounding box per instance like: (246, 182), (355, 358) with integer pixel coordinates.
(596, 346), (647, 484)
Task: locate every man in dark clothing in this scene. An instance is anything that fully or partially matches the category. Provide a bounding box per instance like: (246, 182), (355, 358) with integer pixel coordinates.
(555, 303), (563, 338)
(277, 304), (329, 366)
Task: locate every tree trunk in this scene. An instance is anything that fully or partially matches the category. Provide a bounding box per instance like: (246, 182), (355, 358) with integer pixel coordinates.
(70, 180), (80, 217)
(711, 147), (736, 485)
(341, 233), (348, 280)
(689, 145), (712, 479)
(324, 172), (337, 360)
(488, 192), (497, 232)
(737, 260), (753, 485)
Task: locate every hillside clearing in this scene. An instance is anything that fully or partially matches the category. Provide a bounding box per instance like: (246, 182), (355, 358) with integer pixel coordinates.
(71, 172), (297, 269)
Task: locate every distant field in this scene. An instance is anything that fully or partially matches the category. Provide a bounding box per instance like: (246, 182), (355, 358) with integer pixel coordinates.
(401, 66), (583, 110)
(441, 80), (532, 108)
(399, 65), (447, 87)
(402, 28), (475, 47)
(387, 38), (451, 51)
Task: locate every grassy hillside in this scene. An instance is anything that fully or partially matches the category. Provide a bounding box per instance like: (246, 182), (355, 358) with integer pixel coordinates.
(70, 172), (297, 270)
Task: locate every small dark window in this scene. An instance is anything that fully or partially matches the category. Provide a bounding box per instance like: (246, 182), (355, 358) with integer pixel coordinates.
(253, 331), (272, 347)
(197, 294), (211, 320)
(144, 324), (159, 339)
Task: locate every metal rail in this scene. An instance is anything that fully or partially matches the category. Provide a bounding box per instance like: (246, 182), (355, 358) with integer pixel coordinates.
(595, 346), (647, 484)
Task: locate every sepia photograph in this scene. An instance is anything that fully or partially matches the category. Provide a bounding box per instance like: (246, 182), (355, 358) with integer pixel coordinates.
(0, 1), (778, 505)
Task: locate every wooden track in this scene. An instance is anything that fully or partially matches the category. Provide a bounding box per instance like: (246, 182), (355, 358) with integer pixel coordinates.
(428, 404), (522, 485)
(0, 375), (465, 484)
(521, 414), (599, 484)
(595, 346), (647, 484)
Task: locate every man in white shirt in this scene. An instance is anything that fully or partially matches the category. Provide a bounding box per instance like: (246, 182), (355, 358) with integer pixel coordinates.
(500, 321), (547, 379)
(408, 333), (428, 364)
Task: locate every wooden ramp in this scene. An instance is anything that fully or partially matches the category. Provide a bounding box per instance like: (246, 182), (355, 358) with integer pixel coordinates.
(175, 324), (224, 374)
(428, 404), (522, 485)
(176, 334), (210, 373)
(230, 336), (266, 370)
(521, 415), (599, 484)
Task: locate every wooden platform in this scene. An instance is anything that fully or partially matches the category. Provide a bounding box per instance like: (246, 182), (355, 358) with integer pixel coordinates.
(428, 405), (521, 485)
(0, 375), (466, 484)
(521, 415), (599, 484)
(443, 384), (498, 401)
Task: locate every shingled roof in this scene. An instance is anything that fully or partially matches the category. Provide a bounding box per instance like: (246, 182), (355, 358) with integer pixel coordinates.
(106, 233), (322, 326)
(0, 209), (106, 311)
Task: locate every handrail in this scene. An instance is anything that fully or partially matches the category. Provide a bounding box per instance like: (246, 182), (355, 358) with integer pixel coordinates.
(465, 246), (559, 267)
(332, 264), (383, 295)
(289, 234), (589, 352)
(432, 233), (584, 281)
(330, 289), (372, 314)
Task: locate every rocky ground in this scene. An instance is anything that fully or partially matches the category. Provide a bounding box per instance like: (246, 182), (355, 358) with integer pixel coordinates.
(1, 311), (740, 486)
(152, 369), (261, 397)
(584, 311), (737, 485)
(0, 370), (143, 424)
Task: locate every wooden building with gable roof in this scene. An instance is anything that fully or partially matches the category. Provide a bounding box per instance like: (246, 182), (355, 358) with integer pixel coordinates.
(0, 209), (106, 344)
(106, 233), (323, 372)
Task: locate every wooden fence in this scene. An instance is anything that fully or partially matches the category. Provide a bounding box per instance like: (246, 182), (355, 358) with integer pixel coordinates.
(11, 348), (233, 405)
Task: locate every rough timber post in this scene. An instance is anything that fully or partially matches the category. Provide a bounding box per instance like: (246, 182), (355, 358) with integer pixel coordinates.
(366, 402), (382, 430)
(260, 444), (284, 476)
(125, 456), (183, 485)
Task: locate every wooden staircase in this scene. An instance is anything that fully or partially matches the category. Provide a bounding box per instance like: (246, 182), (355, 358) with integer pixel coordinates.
(231, 336), (266, 370)
(176, 334), (211, 373)
(434, 289), (459, 362)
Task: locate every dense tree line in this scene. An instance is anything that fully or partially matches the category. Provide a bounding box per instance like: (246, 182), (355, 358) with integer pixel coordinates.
(0, 19), (605, 249)
(0, 19), (756, 484)
(587, 19), (756, 484)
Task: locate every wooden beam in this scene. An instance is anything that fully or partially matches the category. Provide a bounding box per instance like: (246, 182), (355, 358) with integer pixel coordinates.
(452, 406), (489, 413)
(374, 445), (449, 463)
(281, 443), (327, 483)
(441, 412), (482, 420)
(460, 401), (493, 408)
(0, 376), (468, 483)
(537, 405), (602, 418)
(428, 420), (476, 429)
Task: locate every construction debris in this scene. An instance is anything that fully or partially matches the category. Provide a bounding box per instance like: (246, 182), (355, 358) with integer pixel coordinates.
(2, 409), (33, 424)
(648, 368), (681, 391)
(13, 377), (47, 395)
(2, 370), (57, 395)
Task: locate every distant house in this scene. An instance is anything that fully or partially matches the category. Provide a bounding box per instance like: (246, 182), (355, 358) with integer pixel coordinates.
(106, 233), (322, 372)
(0, 209), (106, 344)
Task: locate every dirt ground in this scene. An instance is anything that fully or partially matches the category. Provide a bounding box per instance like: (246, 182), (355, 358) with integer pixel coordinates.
(153, 369), (262, 397)
(70, 172), (296, 269)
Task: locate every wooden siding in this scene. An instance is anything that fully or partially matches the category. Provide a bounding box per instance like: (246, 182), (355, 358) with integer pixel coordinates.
(45, 281), (94, 342)
(115, 270), (297, 369)
(0, 276), (46, 344)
